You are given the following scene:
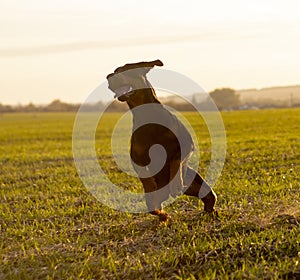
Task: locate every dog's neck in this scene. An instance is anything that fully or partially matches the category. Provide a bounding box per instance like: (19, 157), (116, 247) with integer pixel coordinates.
(126, 81), (161, 109)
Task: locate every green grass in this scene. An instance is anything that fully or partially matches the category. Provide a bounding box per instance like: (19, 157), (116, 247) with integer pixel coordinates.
(0, 109), (299, 279)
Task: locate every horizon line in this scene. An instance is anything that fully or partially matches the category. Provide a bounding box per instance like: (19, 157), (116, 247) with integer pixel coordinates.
(1, 83), (300, 106)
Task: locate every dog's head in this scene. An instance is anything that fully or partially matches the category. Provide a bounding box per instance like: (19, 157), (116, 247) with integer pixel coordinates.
(106, 60), (163, 104)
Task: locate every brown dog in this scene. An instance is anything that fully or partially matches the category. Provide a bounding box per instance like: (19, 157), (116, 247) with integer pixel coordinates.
(107, 59), (217, 222)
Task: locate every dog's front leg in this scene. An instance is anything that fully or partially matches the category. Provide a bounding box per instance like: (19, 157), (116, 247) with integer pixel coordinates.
(169, 159), (184, 198)
(140, 177), (170, 222)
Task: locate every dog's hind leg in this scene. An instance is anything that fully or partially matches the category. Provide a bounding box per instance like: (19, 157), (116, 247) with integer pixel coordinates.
(140, 177), (170, 222)
(183, 167), (217, 213)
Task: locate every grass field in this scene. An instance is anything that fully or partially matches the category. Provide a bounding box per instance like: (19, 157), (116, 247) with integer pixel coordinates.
(0, 109), (299, 279)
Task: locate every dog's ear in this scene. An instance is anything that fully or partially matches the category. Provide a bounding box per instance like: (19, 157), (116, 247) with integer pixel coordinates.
(114, 59), (164, 75)
(137, 59), (163, 75)
(145, 59), (164, 68)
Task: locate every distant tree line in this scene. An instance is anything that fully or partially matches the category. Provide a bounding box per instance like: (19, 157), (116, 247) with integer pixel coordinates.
(1, 88), (299, 113)
(0, 99), (80, 113)
(0, 99), (127, 113)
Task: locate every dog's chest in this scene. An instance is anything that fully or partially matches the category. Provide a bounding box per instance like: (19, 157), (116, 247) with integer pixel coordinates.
(129, 107), (194, 165)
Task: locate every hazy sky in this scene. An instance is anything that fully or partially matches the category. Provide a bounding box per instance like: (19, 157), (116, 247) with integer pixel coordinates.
(1, 0), (300, 104)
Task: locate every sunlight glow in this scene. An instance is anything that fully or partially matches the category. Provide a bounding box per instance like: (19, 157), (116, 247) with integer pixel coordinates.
(0, 0), (300, 104)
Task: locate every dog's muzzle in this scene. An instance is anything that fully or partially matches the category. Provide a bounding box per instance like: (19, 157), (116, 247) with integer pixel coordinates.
(114, 85), (132, 98)
(113, 85), (134, 99)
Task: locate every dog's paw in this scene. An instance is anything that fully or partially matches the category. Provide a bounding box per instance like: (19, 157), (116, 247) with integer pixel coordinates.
(201, 190), (217, 212)
(157, 210), (170, 224)
(150, 209), (170, 223)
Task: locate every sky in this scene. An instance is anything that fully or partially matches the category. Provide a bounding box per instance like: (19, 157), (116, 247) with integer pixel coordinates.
(0, 0), (300, 105)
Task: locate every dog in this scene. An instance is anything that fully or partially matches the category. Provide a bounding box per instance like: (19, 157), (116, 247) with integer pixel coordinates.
(107, 59), (217, 222)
